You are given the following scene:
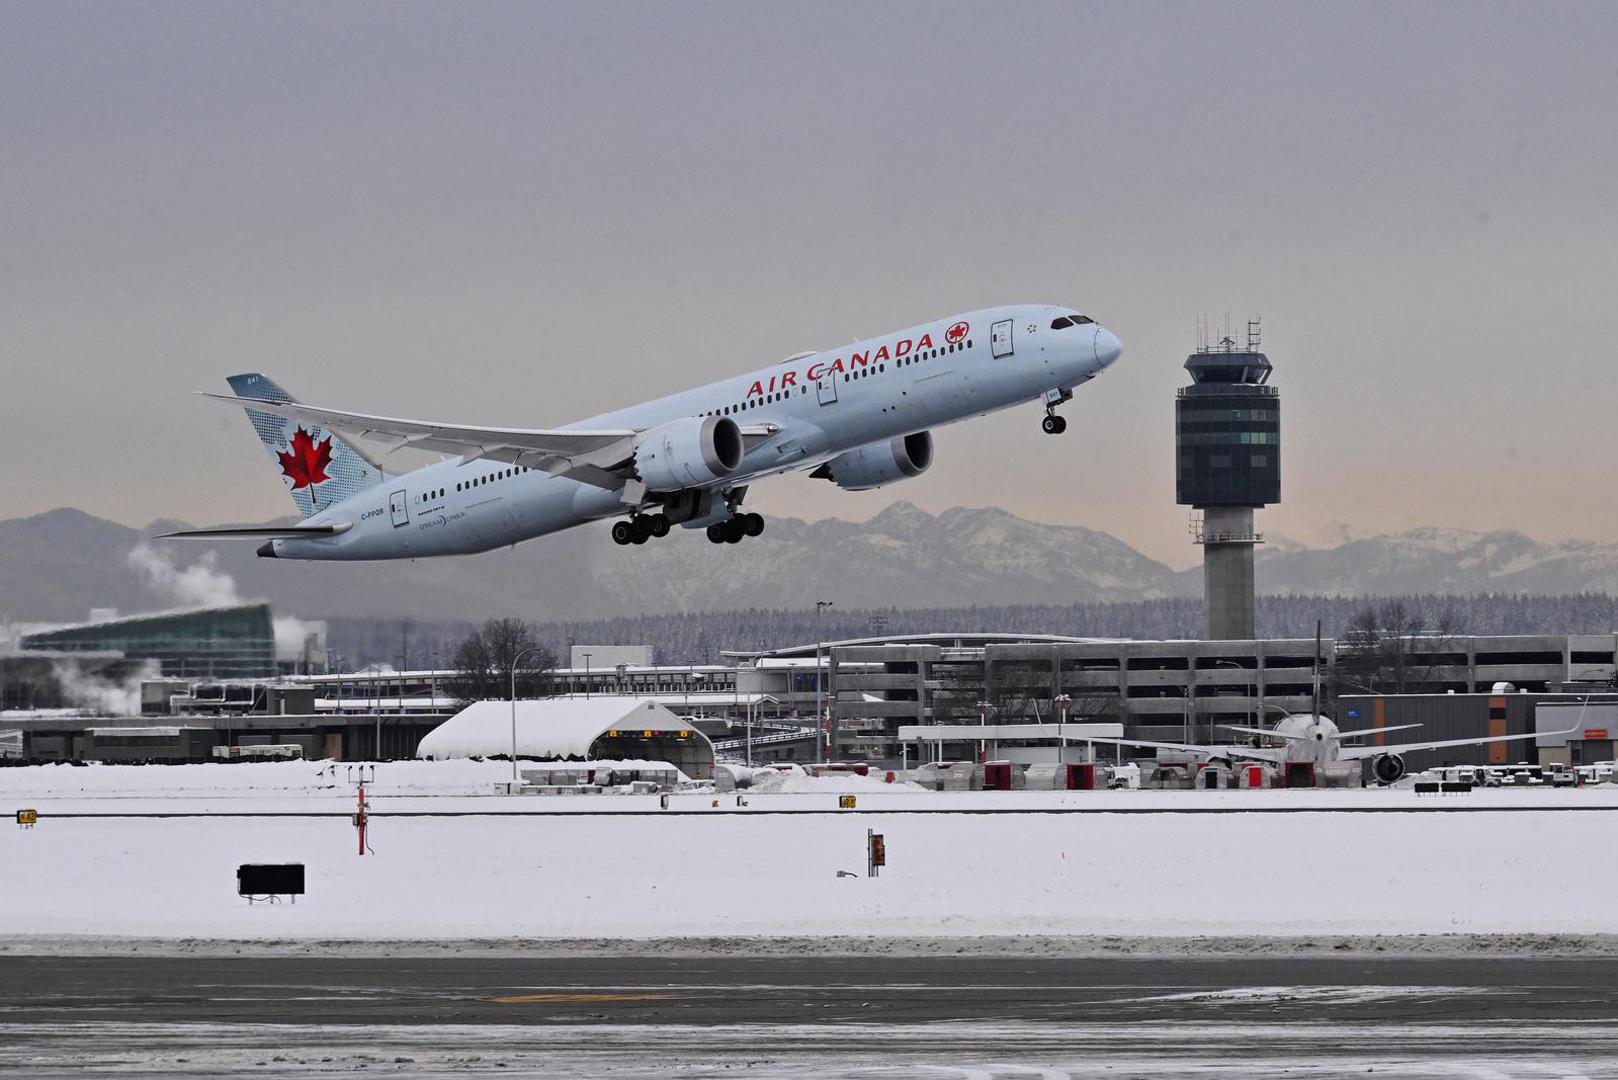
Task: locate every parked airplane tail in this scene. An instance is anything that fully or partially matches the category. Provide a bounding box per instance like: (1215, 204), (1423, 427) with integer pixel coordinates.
(225, 373), (388, 518)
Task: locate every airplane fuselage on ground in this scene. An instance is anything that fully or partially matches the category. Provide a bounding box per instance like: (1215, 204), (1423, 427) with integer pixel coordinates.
(184, 304), (1122, 561)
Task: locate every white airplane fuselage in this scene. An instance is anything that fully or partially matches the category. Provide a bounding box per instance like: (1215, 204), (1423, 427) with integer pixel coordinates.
(1259, 714), (1347, 765)
(263, 304), (1121, 560)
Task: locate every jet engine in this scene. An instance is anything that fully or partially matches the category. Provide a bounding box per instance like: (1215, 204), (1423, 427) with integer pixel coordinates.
(1371, 753), (1406, 785)
(812, 432), (933, 491)
(634, 416), (744, 492)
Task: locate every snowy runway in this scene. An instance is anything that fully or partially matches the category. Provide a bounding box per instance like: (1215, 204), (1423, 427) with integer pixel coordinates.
(2, 954), (1616, 1078)
(5, 760), (1618, 940)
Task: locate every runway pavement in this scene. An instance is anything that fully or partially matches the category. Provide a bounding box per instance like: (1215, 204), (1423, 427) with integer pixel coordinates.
(2, 953), (1616, 1077)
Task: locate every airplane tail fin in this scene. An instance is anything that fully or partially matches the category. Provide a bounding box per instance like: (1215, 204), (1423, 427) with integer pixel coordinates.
(225, 373), (388, 519)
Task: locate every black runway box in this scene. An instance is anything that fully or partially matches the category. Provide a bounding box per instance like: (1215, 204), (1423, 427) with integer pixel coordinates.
(237, 863), (305, 896)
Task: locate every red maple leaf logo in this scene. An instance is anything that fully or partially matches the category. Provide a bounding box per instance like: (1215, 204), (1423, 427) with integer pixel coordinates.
(946, 321), (969, 343)
(277, 427), (333, 490)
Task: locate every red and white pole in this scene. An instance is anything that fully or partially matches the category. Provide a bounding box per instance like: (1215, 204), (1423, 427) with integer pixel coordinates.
(356, 784), (367, 856)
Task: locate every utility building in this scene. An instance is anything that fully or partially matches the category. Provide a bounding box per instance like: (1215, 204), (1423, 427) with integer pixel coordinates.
(1176, 320), (1279, 639)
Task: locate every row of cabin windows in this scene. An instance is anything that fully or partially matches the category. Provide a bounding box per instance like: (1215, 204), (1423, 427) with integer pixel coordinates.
(449, 465), (532, 495)
(697, 339), (974, 419)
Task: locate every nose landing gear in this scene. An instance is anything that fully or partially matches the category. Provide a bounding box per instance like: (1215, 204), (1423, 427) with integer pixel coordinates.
(707, 512), (765, 545)
(1041, 387), (1072, 435)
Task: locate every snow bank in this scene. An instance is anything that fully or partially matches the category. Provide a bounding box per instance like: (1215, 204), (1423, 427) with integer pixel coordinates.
(0, 759), (538, 800)
(5, 764), (1618, 940)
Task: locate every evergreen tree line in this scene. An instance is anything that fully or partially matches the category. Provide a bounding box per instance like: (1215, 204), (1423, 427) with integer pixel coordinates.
(326, 592), (1618, 671)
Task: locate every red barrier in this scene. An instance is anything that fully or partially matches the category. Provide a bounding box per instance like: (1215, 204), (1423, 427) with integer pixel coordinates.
(1282, 761), (1316, 789)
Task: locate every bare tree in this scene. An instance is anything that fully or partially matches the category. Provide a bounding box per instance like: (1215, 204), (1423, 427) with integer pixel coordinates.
(988, 658), (1049, 722)
(1337, 599), (1466, 695)
(446, 618), (556, 703)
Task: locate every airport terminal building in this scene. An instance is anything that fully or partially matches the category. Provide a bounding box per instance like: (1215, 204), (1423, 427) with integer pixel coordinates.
(735, 631), (1618, 766)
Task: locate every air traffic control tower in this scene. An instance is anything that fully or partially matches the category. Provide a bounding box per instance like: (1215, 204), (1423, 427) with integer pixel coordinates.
(1176, 321), (1279, 640)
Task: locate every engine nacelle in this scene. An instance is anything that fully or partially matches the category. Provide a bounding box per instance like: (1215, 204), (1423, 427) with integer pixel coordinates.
(1371, 754), (1406, 785)
(635, 416), (743, 492)
(813, 432), (933, 491)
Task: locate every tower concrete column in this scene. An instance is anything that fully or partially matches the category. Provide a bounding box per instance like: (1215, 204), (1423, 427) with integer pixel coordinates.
(1202, 507), (1258, 640)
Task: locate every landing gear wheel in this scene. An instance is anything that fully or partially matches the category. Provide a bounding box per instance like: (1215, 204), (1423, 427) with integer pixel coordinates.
(706, 523), (727, 544)
(742, 512), (764, 537)
(647, 514), (671, 538)
(723, 518), (746, 543)
(611, 520), (634, 545)
(630, 518), (651, 544)
(1042, 414), (1067, 435)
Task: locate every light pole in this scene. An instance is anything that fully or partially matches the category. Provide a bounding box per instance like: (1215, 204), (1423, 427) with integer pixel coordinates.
(360, 663), (386, 761)
(1180, 676), (1200, 745)
(1055, 693), (1072, 763)
(815, 600), (834, 763)
(583, 652), (593, 699)
(746, 693), (780, 767)
(1215, 659), (1251, 741)
(1254, 700), (1291, 737)
(509, 645), (542, 786)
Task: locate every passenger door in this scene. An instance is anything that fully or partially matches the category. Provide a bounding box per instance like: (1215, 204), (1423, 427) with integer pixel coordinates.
(991, 319), (1014, 359)
(389, 489), (409, 527)
(816, 372), (839, 406)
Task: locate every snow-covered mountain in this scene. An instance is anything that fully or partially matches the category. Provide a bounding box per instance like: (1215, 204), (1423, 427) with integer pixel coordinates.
(0, 503), (1186, 624)
(1246, 527), (1618, 597)
(4, 506), (1618, 624)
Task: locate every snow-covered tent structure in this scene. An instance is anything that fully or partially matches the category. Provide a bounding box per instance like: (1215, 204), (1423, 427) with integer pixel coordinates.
(416, 696), (713, 778)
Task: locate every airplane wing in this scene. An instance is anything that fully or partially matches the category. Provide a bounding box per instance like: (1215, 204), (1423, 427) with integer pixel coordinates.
(200, 392), (778, 491)
(1335, 724), (1584, 761)
(1332, 724), (1424, 741)
(1082, 735), (1290, 765)
(157, 523), (351, 540)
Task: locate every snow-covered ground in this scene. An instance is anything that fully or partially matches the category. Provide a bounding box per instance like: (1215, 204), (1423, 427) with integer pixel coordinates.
(4, 761), (1617, 942)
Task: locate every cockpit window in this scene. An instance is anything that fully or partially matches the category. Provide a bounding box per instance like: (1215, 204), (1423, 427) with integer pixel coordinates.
(1050, 314), (1097, 329)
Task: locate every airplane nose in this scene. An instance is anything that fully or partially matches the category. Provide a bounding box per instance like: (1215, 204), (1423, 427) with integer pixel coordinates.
(1093, 326), (1123, 368)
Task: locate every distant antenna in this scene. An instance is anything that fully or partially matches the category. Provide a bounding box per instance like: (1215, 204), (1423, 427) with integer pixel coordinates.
(1247, 316), (1262, 352)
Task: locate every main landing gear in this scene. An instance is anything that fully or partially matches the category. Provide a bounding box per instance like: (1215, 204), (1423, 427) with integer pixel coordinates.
(706, 512), (764, 545)
(610, 513), (673, 546)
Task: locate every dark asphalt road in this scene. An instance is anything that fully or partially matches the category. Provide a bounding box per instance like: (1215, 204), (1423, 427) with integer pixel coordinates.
(2, 953), (1615, 1025)
(3, 954), (1616, 1077)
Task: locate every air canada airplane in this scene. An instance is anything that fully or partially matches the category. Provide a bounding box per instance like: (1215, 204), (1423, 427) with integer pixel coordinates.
(163, 305), (1122, 560)
(1088, 712), (1583, 784)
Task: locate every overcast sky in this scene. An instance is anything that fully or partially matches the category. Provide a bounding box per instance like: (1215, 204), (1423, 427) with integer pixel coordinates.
(4, 1), (1616, 566)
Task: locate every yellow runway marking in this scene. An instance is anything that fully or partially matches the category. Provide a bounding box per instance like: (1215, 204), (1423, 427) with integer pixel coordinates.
(485, 992), (672, 1004)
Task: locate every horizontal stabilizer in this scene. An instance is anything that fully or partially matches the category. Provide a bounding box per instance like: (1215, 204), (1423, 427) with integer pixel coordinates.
(156, 523), (351, 540)
(1222, 724), (1310, 741)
